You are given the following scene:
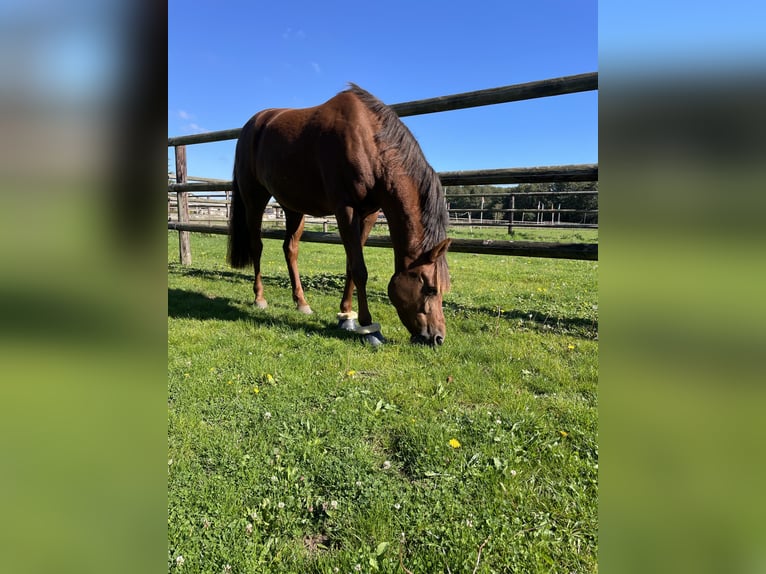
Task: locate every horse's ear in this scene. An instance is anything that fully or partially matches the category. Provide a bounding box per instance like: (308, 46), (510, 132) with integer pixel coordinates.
(427, 238), (451, 263)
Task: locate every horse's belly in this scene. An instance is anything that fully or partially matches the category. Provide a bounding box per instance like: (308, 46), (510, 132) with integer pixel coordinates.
(266, 179), (334, 217)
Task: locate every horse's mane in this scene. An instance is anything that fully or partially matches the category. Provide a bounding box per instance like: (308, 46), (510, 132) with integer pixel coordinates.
(346, 84), (450, 290)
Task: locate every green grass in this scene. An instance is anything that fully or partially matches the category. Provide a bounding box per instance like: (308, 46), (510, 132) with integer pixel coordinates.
(168, 229), (597, 573)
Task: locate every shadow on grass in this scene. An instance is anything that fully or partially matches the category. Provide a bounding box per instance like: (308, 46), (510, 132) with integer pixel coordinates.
(168, 264), (251, 285)
(168, 265), (390, 301)
(443, 300), (598, 339)
(167, 288), (393, 344)
(169, 265), (596, 339)
(168, 288), (250, 322)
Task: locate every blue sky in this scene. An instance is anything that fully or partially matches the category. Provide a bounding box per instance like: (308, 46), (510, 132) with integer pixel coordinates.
(168, 0), (598, 180)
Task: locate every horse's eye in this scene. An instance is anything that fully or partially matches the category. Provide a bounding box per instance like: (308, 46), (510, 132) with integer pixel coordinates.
(423, 286), (438, 296)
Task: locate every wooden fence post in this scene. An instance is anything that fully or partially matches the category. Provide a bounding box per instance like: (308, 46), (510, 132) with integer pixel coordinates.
(508, 195), (515, 234)
(175, 145), (192, 265)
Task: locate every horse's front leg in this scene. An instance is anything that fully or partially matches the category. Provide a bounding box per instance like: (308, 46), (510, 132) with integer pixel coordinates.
(338, 211), (379, 329)
(337, 255), (359, 330)
(335, 207), (384, 345)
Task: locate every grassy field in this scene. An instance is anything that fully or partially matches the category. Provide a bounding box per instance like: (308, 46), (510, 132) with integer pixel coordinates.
(168, 228), (598, 573)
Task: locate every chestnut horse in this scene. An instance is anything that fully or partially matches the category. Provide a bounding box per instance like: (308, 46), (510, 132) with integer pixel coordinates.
(227, 84), (451, 345)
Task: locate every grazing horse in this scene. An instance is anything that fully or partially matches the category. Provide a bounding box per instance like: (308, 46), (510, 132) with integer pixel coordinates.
(227, 84), (451, 345)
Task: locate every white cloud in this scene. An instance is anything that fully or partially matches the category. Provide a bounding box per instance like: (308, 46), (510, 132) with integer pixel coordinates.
(311, 62), (321, 74)
(178, 110), (192, 120)
(184, 123), (206, 134)
(282, 28), (306, 40)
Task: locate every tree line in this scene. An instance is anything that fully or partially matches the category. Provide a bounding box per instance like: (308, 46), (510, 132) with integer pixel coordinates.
(444, 181), (598, 225)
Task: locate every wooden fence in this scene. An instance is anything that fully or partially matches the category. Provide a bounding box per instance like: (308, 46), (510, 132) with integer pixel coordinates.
(168, 186), (598, 230)
(168, 72), (598, 264)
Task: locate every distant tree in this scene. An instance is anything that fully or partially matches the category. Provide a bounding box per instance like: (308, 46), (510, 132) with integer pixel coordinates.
(446, 182), (598, 225)
(445, 184), (510, 221)
(503, 182), (598, 224)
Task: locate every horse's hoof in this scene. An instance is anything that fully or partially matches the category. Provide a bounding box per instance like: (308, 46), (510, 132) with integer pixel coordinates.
(362, 331), (385, 346)
(297, 305), (313, 314)
(353, 322), (382, 335)
(337, 312), (358, 331)
(254, 299), (268, 309)
(338, 318), (358, 331)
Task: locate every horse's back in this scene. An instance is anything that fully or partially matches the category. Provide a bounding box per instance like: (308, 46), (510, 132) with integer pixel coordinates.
(236, 92), (381, 216)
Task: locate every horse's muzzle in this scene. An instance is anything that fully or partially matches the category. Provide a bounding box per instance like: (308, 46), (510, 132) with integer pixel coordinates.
(411, 334), (445, 346)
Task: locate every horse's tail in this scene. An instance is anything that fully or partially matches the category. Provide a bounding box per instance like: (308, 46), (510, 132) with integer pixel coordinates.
(227, 168), (252, 269)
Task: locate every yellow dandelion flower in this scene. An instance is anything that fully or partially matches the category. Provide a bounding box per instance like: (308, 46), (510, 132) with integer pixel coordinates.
(227, 380), (233, 385)
(266, 374), (274, 382)
(567, 344), (575, 351)
(346, 370), (356, 377)
(253, 386), (260, 394)
(559, 430), (569, 438)
(448, 438), (461, 449)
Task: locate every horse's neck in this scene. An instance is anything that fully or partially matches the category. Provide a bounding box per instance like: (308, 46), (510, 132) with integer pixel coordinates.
(380, 193), (426, 272)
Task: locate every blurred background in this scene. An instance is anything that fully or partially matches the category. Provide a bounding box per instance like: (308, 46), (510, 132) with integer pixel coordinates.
(0, 1), (165, 573)
(599, 2), (766, 573)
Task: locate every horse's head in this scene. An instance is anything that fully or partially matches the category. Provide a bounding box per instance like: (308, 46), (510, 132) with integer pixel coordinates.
(387, 239), (451, 346)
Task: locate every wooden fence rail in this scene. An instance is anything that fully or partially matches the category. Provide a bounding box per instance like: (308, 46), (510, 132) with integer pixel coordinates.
(167, 222), (597, 261)
(168, 164), (598, 194)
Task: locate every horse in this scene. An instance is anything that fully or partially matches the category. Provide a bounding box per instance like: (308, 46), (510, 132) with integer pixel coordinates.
(227, 84), (451, 346)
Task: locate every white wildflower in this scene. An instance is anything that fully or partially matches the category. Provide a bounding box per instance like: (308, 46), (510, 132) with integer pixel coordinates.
(175, 555), (185, 566)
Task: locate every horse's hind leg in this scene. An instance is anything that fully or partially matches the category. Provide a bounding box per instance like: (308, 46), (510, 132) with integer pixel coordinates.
(245, 187), (271, 309)
(283, 209), (312, 314)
